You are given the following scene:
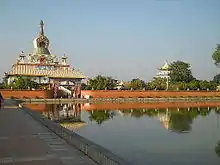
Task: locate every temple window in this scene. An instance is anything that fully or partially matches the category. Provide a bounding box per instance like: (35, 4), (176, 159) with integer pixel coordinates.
(39, 41), (46, 48)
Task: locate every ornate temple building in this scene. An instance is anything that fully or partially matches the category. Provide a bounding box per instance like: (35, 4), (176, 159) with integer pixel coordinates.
(155, 61), (170, 79)
(5, 20), (85, 98)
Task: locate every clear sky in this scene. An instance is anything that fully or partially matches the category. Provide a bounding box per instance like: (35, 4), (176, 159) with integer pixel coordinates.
(1, 0), (220, 81)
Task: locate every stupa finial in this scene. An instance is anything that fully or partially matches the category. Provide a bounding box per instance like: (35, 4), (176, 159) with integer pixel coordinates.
(61, 54), (68, 65)
(40, 20), (44, 35)
(19, 51), (25, 57)
(62, 53), (67, 59)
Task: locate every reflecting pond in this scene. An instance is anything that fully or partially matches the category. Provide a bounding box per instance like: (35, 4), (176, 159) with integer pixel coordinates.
(25, 102), (220, 165)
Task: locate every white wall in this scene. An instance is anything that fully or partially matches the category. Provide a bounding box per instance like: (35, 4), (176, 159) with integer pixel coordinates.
(31, 77), (40, 83)
(40, 77), (50, 84)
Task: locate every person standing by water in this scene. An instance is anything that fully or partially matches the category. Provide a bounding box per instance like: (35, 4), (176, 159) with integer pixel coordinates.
(0, 92), (4, 110)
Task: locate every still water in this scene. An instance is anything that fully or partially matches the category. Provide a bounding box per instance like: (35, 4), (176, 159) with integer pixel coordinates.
(25, 102), (220, 165)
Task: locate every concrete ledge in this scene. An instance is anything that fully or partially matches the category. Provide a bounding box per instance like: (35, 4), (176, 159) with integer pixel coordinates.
(22, 106), (133, 165)
(18, 97), (220, 104)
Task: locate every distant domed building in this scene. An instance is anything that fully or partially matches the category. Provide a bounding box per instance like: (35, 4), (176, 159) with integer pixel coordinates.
(5, 20), (85, 98)
(155, 61), (170, 79)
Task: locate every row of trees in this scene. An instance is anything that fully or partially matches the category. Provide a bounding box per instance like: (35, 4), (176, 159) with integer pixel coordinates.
(88, 107), (220, 127)
(83, 44), (220, 90)
(83, 76), (219, 91)
(0, 76), (39, 89)
(82, 60), (220, 90)
(1, 73), (218, 91)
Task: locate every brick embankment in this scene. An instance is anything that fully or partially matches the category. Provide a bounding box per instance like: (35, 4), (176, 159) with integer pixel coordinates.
(81, 90), (220, 98)
(0, 99), (97, 165)
(1, 89), (220, 99)
(0, 89), (52, 99)
(18, 96), (220, 104)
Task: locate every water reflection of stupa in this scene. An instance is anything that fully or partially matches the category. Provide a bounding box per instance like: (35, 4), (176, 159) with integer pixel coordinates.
(158, 109), (170, 130)
(43, 103), (86, 131)
(157, 107), (208, 133)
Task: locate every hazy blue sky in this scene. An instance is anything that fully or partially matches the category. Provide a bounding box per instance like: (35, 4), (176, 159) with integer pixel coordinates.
(1, 0), (220, 81)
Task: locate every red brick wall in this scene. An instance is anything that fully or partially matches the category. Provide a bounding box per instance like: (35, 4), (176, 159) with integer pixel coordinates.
(81, 90), (220, 98)
(1, 89), (220, 99)
(0, 90), (53, 99)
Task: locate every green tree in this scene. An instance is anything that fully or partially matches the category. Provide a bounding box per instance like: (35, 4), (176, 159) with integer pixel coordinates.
(2, 74), (8, 84)
(87, 75), (116, 90)
(212, 44), (220, 65)
(169, 61), (195, 83)
(199, 80), (209, 90)
(0, 82), (4, 89)
(146, 78), (166, 90)
(186, 80), (200, 90)
(208, 81), (218, 90)
(128, 78), (146, 90)
(7, 76), (39, 89)
(1, 74), (9, 89)
(199, 80), (218, 90)
(213, 74), (220, 84)
(120, 82), (129, 90)
(80, 83), (88, 90)
(169, 82), (187, 90)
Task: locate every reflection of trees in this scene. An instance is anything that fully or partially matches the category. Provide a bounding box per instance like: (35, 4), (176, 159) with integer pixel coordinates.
(215, 107), (220, 115)
(215, 141), (220, 157)
(89, 110), (116, 125)
(130, 109), (142, 118)
(188, 108), (201, 118)
(168, 108), (202, 133)
(120, 110), (131, 116)
(169, 111), (193, 133)
(118, 107), (214, 133)
(43, 105), (218, 132)
(200, 108), (211, 116)
(120, 107), (212, 121)
(145, 109), (158, 117)
(121, 108), (161, 118)
(130, 109), (146, 118)
(215, 107), (220, 158)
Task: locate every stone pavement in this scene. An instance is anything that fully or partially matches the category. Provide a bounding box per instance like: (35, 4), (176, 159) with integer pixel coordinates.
(0, 99), (97, 165)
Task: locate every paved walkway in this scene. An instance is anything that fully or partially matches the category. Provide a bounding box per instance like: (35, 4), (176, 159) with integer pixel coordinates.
(0, 99), (97, 165)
